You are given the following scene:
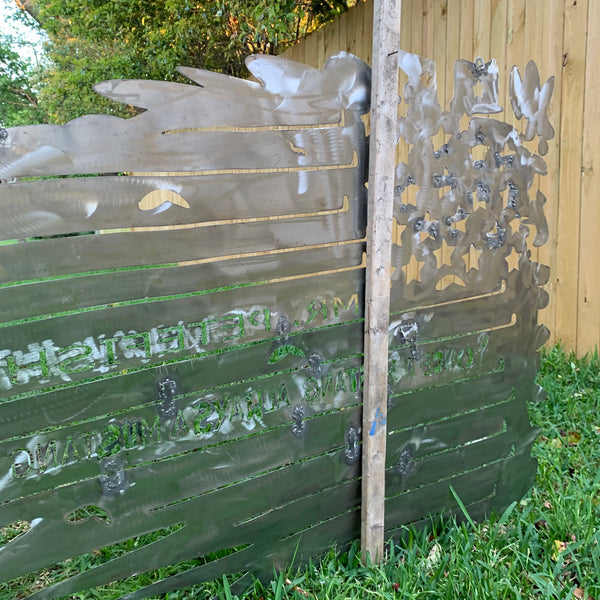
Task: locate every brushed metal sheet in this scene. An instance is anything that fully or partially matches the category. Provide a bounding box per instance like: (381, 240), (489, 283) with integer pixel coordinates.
(0, 269), (365, 397)
(0, 211), (365, 283)
(0, 50), (554, 600)
(0, 170), (360, 240)
(0, 243), (365, 323)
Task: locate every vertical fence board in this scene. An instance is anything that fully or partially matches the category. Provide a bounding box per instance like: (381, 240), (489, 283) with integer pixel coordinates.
(423, 0), (435, 59)
(473, 0), (491, 61)
(345, 2), (358, 54)
(356, 0), (371, 62)
(523, 1), (541, 67)
(338, 10), (348, 54)
(411, 0), (423, 56)
(490, 0), (508, 92)
(324, 13), (341, 57)
(316, 28), (326, 69)
(505, 0), (525, 131)
(459, 0), (474, 60)
(523, 1), (544, 266)
(445, 0), (461, 88)
(536, 0), (564, 346)
(577, 0), (600, 354)
(400, 0), (412, 54)
(364, 0), (375, 64)
(303, 27), (318, 68)
(556, 0), (587, 352)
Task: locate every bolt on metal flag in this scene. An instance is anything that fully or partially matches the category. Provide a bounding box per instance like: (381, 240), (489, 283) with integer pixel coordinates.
(0, 50), (552, 599)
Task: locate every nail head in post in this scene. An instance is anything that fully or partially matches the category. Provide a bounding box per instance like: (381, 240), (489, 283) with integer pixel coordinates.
(99, 456), (128, 496)
(306, 352), (322, 377)
(343, 425), (360, 465)
(291, 404), (306, 437)
(276, 314), (292, 340)
(395, 446), (415, 480)
(157, 377), (178, 419)
(394, 321), (421, 360)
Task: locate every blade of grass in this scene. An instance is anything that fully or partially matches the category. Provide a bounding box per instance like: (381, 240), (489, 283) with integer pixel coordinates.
(449, 485), (476, 528)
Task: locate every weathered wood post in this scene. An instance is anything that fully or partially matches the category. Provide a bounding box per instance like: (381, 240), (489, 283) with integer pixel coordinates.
(361, 0), (401, 563)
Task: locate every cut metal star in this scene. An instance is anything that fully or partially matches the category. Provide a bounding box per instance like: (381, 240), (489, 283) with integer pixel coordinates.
(433, 239), (454, 268)
(403, 254), (425, 283)
(464, 244), (483, 272)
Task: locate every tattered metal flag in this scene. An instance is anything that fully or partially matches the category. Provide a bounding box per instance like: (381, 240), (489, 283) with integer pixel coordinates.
(0, 51), (552, 599)
(384, 53), (553, 535)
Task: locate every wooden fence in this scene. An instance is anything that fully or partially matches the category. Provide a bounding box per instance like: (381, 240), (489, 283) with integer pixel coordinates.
(284, 0), (599, 356)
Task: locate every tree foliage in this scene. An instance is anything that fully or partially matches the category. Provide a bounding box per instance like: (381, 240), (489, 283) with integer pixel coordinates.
(15, 0), (354, 123)
(0, 1), (47, 127)
(0, 35), (47, 126)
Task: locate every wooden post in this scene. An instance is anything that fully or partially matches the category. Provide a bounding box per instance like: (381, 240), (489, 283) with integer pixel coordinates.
(361, 0), (401, 563)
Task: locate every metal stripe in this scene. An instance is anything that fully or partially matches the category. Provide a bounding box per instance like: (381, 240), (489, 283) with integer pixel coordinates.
(386, 395), (514, 460)
(0, 212), (365, 284)
(0, 406), (362, 551)
(0, 270), (364, 393)
(0, 244), (364, 323)
(0, 170), (360, 239)
(0, 318), (365, 428)
(0, 366), (364, 494)
(0, 129), (359, 179)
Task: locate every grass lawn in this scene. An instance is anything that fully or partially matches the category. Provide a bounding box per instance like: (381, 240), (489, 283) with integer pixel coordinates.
(2, 346), (599, 599)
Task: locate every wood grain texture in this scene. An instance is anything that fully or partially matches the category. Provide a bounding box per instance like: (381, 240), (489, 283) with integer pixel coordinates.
(577, 0), (600, 354)
(473, 0), (491, 62)
(361, 0), (401, 563)
(459, 0), (474, 61)
(324, 13), (341, 58)
(556, 0), (587, 352)
(536, 0), (564, 344)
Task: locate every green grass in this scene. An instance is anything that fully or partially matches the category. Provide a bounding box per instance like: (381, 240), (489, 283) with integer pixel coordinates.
(2, 345), (599, 599)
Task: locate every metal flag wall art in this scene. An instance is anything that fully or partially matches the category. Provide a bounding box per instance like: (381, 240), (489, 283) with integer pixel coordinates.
(0, 50), (553, 599)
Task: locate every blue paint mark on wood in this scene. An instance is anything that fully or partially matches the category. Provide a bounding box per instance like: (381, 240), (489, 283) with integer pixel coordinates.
(369, 406), (386, 436)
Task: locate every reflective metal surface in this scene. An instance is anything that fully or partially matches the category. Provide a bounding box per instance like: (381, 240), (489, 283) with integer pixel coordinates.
(0, 51), (552, 599)
(386, 51), (552, 532)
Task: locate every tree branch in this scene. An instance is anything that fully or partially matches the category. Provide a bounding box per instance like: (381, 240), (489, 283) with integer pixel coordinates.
(12, 0), (41, 24)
